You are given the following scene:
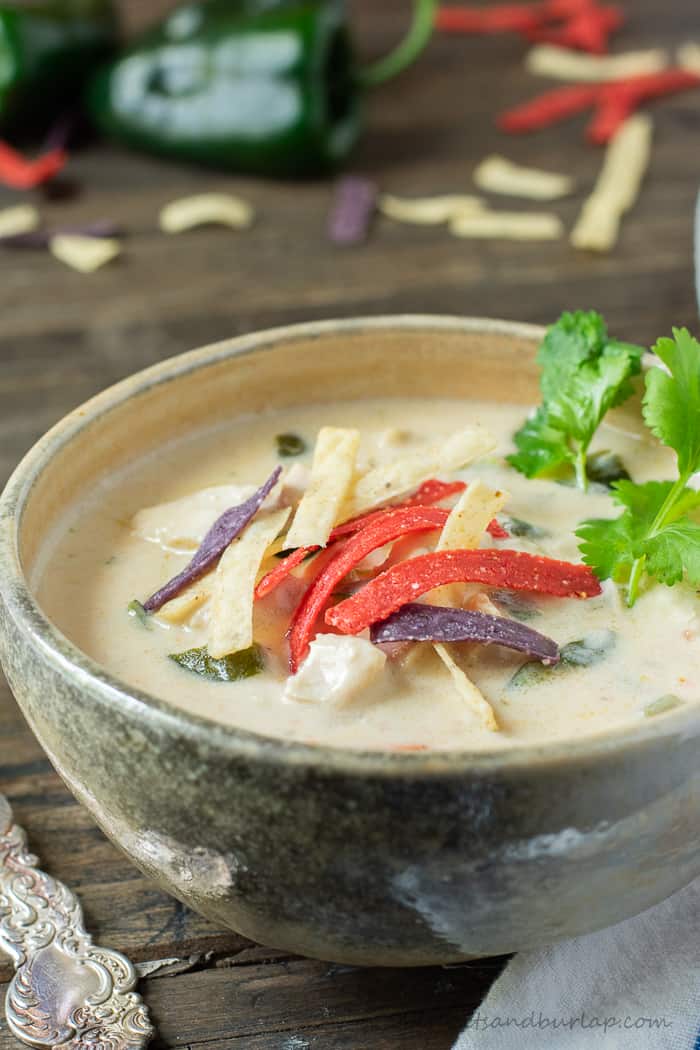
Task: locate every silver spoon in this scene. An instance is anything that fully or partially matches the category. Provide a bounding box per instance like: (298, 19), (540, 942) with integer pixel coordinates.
(1, 792), (153, 1049)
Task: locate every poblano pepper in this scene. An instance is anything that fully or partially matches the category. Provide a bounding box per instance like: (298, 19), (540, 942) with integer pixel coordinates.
(0, 0), (116, 136)
(88, 0), (436, 176)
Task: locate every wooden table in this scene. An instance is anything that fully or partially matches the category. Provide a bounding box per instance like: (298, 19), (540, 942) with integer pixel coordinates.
(1, 1), (698, 1046)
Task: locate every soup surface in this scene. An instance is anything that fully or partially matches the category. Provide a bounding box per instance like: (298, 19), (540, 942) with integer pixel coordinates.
(34, 397), (698, 752)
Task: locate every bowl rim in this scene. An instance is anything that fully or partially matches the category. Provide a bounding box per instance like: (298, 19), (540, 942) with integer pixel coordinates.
(1, 313), (696, 777)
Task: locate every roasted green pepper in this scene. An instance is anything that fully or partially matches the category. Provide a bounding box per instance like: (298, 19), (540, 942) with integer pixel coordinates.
(88, 0), (436, 177)
(0, 0), (116, 136)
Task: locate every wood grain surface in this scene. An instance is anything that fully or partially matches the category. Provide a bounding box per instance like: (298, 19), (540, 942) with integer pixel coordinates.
(1, 0), (698, 1045)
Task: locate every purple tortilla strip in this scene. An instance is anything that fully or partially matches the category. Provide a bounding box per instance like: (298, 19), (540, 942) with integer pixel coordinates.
(143, 466), (282, 612)
(327, 176), (378, 245)
(370, 603), (560, 664)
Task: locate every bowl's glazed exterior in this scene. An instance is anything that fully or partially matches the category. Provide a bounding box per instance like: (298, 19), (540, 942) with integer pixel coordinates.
(0, 316), (698, 966)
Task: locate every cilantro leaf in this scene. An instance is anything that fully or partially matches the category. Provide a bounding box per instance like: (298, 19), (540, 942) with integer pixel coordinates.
(576, 513), (637, 581)
(578, 479), (700, 597)
(644, 520), (700, 587)
(508, 406), (573, 478)
(509, 311), (643, 490)
(644, 328), (700, 478)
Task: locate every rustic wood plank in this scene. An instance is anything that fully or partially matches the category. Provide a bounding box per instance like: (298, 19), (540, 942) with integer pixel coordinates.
(1, 0), (698, 1044)
(0, 956), (506, 1050)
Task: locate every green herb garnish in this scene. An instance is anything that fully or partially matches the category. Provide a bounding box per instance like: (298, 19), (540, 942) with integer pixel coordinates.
(490, 590), (540, 622)
(276, 433), (307, 458)
(508, 311), (643, 491)
(586, 450), (630, 489)
(127, 599), (152, 628)
(577, 328), (700, 606)
(644, 694), (684, 718)
(169, 644), (264, 682)
(508, 629), (615, 689)
(500, 516), (550, 540)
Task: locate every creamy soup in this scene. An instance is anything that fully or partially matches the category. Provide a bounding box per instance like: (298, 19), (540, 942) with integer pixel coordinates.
(34, 398), (698, 752)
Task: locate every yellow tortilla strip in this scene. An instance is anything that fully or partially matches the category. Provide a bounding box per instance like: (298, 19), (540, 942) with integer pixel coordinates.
(159, 577), (214, 625)
(50, 235), (121, 273)
(208, 508), (290, 659)
(450, 209), (563, 241)
(344, 426), (495, 519)
(571, 115), (652, 253)
(379, 193), (484, 225)
(285, 427), (360, 548)
(160, 193), (254, 233)
(433, 480), (506, 729)
(434, 643), (499, 731)
(437, 480), (509, 551)
(526, 44), (667, 82)
(0, 204), (40, 238)
(473, 155), (575, 200)
(678, 42), (700, 75)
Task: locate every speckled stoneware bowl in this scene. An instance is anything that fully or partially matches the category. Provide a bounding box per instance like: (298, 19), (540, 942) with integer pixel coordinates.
(1, 316), (698, 966)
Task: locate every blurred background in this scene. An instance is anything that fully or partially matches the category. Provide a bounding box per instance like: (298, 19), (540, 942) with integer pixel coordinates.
(0, 0), (697, 481)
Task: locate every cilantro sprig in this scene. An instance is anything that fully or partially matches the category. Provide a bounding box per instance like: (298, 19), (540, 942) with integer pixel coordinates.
(577, 328), (700, 606)
(508, 311), (644, 490)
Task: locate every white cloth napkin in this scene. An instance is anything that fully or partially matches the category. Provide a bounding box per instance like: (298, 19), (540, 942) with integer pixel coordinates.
(454, 877), (700, 1050)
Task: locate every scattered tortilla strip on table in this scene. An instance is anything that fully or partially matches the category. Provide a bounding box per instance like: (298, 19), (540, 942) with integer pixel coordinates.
(285, 427), (360, 549)
(160, 193), (255, 234)
(571, 114), (652, 252)
(526, 44), (668, 82)
(49, 234), (121, 273)
(678, 42), (700, 76)
(437, 480), (509, 551)
(343, 426), (495, 519)
(473, 155), (575, 200)
(379, 193), (484, 225)
(434, 642), (499, 731)
(450, 209), (563, 241)
(0, 204), (40, 238)
(208, 507), (290, 659)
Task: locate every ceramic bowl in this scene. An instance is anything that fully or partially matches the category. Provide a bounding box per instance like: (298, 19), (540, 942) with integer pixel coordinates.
(1, 316), (698, 966)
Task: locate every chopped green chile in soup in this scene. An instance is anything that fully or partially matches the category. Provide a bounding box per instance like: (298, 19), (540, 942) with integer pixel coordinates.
(33, 398), (698, 753)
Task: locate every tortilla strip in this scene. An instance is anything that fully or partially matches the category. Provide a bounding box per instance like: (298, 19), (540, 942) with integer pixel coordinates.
(571, 115), (652, 252)
(526, 44), (667, 82)
(450, 210), (563, 241)
(343, 426), (495, 519)
(0, 204), (40, 238)
(434, 643), (499, 731)
(159, 577), (214, 624)
(160, 193), (254, 233)
(50, 235), (121, 273)
(473, 155), (575, 200)
(286, 427), (360, 549)
(437, 480), (509, 551)
(379, 193), (484, 225)
(208, 508), (290, 659)
(433, 480), (508, 731)
(678, 42), (700, 76)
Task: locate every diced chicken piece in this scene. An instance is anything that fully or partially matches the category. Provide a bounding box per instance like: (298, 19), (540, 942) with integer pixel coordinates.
(284, 635), (386, 706)
(132, 485), (256, 553)
(132, 483), (280, 553)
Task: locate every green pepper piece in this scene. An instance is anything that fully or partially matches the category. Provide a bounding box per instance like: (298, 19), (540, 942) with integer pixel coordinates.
(0, 1), (116, 136)
(169, 643), (265, 682)
(88, 0), (362, 176)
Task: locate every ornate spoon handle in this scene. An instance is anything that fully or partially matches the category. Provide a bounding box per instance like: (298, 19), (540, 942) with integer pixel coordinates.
(0, 793), (153, 1050)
